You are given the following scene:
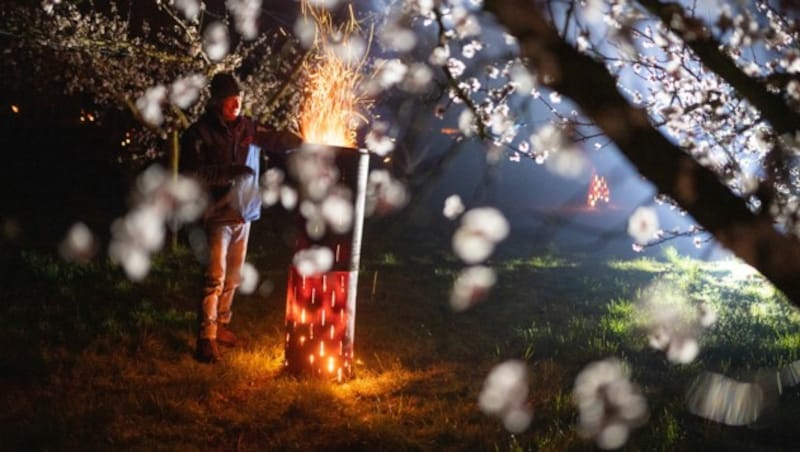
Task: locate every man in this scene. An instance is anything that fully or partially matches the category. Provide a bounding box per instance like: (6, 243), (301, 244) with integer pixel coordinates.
(181, 72), (302, 363)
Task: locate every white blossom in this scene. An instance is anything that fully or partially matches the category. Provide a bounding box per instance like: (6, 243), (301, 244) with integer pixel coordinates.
(135, 85), (167, 126)
(225, 0), (261, 40)
(203, 22), (230, 61)
(293, 246), (334, 276)
(458, 109), (475, 137)
(452, 207), (509, 264)
(365, 124), (395, 156)
(574, 358), (648, 449)
(321, 191), (354, 234)
(429, 45), (450, 66)
(450, 265), (496, 311)
(627, 207), (659, 245)
(58, 222), (96, 263)
(173, 0), (200, 21)
(401, 63), (433, 93)
(479, 360), (532, 433)
(169, 73), (205, 109)
(366, 169), (408, 215)
(443, 194), (465, 219)
(238, 262), (259, 294)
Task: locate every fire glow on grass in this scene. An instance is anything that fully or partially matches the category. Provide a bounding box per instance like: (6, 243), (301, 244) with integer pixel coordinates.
(284, 3), (371, 382)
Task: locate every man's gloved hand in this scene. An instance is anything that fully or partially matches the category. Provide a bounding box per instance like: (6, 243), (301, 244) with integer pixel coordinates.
(229, 164), (255, 182)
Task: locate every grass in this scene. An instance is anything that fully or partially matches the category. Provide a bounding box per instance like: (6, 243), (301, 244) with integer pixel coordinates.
(3, 240), (800, 450)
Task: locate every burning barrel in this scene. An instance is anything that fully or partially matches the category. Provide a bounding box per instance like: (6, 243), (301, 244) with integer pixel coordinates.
(283, 144), (369, 381)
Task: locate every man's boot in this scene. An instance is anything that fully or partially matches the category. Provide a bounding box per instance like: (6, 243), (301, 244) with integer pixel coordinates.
(196, 338), (221, 363)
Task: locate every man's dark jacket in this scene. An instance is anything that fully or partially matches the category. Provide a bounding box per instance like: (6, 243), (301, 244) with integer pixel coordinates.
(180, 111), (301, 225)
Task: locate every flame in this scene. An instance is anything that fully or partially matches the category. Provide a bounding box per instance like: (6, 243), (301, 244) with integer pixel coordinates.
(298, 3), (371, 148)
(587, 172), (611, 208)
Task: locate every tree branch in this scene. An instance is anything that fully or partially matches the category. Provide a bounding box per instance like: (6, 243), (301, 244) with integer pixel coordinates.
(483, 0), (800, 305)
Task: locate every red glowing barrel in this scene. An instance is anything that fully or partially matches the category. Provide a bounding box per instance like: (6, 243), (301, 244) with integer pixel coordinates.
(283, 145), (369, 381)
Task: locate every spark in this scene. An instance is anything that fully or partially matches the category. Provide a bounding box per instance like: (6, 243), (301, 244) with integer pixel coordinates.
(297, 3), (370, 148)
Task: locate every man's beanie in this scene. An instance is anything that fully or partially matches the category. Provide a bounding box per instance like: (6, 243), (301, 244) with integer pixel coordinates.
(209, 72), (242, 100)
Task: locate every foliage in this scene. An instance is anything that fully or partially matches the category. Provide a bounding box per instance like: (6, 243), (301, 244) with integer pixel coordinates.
(0, 0), (306, 165)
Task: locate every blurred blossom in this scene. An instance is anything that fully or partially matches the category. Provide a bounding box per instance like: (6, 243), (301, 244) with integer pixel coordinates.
(109, 240), (150, 281)
(686, 372), (766, 426)
(379, 23), (416, 53)
(173, 0), (200, 21)
(42, 0), (61, 14)
(697, 302), (717, 327)
(401, 63), (433, 93)
(510, 63), (536, 94)
(627, 207), (659, 245)
(124, 206), (166, 252)
(365, 122), (396, 156)
(458, 109), (475, 137)
(412, 0), (435, 15)
(307, 0), (340, 8)
(429, 45), (450, 66)
(288, 146), (339, 201)
(452, 228), (494, 264)
(58, 222), (96, 263)
(450, 265), (496, 311)
(584, 0), (605, 24)
(637, 279), (714, 364)
(305, 215), (327, 240)
(168, 178), (205, 223)
(332, 36), (367, 66)
(294, 16), (317, 48)
(280, 186), (298, 210)
(321, 191), (354, 234)
(203, 22), (230, 61)
(170, 73), (206, 109)
(238, 262), (259, 294)
(452, 7), (481, 38)
(503, 407), (532, 433)
(109, 165), (206, 281)
(549, 92), (562, 103)
(546, 147), (589, 179)
(461, 207), (509, 243)
(452, 207), (509, 264)
(293, 246), (334, 276)
(443, 194), (465, 219)
(574, 358), (648, 450)
(135, 85), (167, 126)
(366, 170), (408, 216)
(257, 279), (275, 298)
(375, 59), (407, 90)
(479, 360), (531, 433)
(489, 112), (515, 143)
(665, 335), (699, 364)
(260, 168), (285, 207)
(226, 0), (261, 40)
(530, 124), (565, 155)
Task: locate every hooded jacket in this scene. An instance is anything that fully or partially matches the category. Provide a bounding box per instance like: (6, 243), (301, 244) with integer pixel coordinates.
(180, 111), (301, 225)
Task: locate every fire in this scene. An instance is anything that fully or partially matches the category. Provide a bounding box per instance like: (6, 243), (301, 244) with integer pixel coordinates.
(587, 172), (610, 208)
(297, 4), (369, 148)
